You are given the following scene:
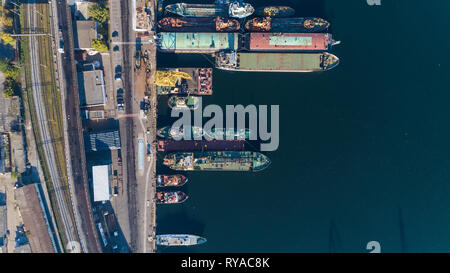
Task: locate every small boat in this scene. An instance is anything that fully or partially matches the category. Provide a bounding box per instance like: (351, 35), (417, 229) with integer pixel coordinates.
(156, 175), (188, 187)
(168, 96), (200, 110)
(256, 6), (295, 17)
(156, 191), (188, 204)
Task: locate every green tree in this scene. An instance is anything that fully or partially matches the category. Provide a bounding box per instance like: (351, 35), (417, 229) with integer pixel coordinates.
(3, 82), (15, 97)
(89, 4), (109, 23)
(91, 39), (108, 52)
(0, 32), (15, 46)
(0, 59), (19, 79)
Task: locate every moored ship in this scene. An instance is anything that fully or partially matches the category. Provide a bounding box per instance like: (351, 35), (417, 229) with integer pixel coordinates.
(156, 68), (213, 95)
(165, 2), (253, 18)
(157, 126), (252, 140)
(156, 234), (207, 246)
(228, 1), (254, 18)
(158, 17), (240, 32)
(156, 191), (188, 204)
(168, 96), (201, 110)
(216, 51), (340, 72)
(156, 174), (188, 187)
(165, 3), (227, 17)
(204, 128), (252, 140)
(163, 151), (271, 172)
(158, 125), (204, 140)
(157, 139), (245, 152)
(255, 6), (295, 17)
(245, 33), (340, 52)
(245, 17), (330, 33)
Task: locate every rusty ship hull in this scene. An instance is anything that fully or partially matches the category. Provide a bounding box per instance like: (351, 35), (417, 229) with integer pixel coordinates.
(156, 175), (188, 187)
(158, 17), (240, 32)
(255, 6), (295, 17)
(245, 17), (330, 33)
(158, 139), (246, 152)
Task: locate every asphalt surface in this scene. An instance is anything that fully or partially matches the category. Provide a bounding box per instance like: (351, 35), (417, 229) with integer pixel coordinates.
(120, 0), (139, 252)
(25, 2), (79, 252)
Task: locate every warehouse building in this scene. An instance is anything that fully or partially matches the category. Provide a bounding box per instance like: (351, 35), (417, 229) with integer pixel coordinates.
(85, 130), (121, 152)
(92, 165), (111, 202)
(78, 70), (107, 108)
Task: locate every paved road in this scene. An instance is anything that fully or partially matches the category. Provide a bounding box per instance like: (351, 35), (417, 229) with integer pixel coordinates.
(120, 0), (140, 252)
(26, 2), (79, 252)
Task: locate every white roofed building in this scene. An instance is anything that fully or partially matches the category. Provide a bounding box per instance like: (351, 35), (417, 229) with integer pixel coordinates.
(92, 165), (111, 202)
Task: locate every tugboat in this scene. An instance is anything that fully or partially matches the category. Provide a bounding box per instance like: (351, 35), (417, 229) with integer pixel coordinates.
(168, 96), (200, 110)
(156, 191), (188, 204)
(255, 6), (295, 17)
(245, 17), (330, 33)
(156, 174), (188, 187)
(156, 234), (207, 246)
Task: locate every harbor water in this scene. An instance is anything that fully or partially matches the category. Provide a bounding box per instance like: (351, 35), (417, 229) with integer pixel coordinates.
(156, 0), (450, 252)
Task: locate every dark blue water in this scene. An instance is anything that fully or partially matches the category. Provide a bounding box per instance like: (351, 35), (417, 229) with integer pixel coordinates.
(156, 0), (450, 252)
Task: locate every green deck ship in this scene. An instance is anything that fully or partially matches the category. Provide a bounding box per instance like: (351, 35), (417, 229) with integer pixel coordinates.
(215, 51), (339, 72)
(157, 33), (240, 53)
(163, 151), (271, 172)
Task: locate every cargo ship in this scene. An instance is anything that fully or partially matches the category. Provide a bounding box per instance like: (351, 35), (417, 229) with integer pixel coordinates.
(156, 68), (213, 95)
(156, 234), (207, 246)
(158, 17), (240, 32)
(245, 17), (330, 33)
(203, 128), (252, 140)
(156, 191), (188, 204)
(168, 96), (200, 110)
(158, 125), (204, 140)
(157, 139), (245, 152)
(157, 32), (240, 53)
(156, 174), (188, 187)
(255, 6), (295, 17)
(165, 2), (254, 18)
(244, 33), (339, 52)
(216, 51), (340, 73)
(164, 151), (271, 172)
(157, 126), (252, 140)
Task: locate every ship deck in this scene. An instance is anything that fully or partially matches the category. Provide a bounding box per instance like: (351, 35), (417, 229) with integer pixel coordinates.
(248, 33), (331, 51)
(235, 53), (323, 72)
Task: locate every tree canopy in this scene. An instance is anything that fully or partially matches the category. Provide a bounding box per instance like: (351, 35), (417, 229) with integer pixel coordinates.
(91, 39), (108, 53)
(89, 4), (109, 23)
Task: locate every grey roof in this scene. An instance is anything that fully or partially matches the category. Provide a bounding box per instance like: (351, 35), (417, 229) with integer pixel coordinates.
(75, 20), (98, 49)
(85, 130), (121, 152)
(78, 70), (106, 107)
(15, 184), (56, 253)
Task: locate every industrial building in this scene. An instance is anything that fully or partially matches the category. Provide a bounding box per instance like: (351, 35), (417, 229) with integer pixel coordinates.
(75, 20), (98, 50)
(85, 130), (121, 152)
(78, 70), (107, 108)
(92, 165), (111, 202)
(15, 184), (57, 253)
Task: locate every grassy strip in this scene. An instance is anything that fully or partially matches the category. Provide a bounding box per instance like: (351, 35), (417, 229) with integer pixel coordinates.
(19, 4), (68, 251)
